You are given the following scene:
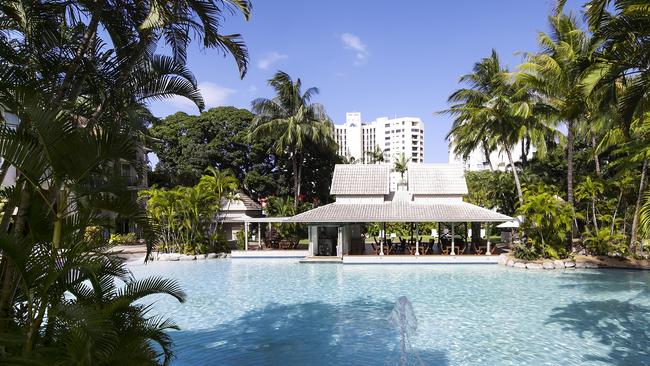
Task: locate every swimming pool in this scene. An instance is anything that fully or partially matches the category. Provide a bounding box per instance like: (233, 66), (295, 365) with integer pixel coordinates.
(128, 259), (650, 365)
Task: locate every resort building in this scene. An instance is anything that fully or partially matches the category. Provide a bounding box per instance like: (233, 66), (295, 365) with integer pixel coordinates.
(448, 139), (535, 172)
(334, 112), (425, 165)
(220, 192), (263, 244)
(0, 107), (148, 237)
(239, 163), (511, 264)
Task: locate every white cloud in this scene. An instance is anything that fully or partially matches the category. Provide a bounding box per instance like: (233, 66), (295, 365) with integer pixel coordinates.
(169, 82), (235, 110)
(257, 51), (288, 70)
(341, 33), (368, 65)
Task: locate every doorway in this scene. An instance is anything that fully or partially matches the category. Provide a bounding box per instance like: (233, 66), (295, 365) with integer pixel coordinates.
(316, 226), (338, 256)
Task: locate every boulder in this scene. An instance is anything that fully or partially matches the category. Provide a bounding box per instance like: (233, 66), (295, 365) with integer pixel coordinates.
(542, 261), (555, 269)
(553, 260), (565, 269)
(584, 262), (599, 269)
(206, 253), (218, 259)
(507, 259), (515, 267)
(195, 254), (206, 260)
(179, 255), (195, 261)
(514, 262), (526, 269)
(575, 262), (587, 269)
(159, 253), (180, 261)
(498, 254), (508, 265)
(526, 262), (543, 270)
(564, 261), (575, 268)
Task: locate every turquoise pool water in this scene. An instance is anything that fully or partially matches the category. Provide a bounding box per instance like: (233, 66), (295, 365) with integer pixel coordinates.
(128, 259), (650, 365)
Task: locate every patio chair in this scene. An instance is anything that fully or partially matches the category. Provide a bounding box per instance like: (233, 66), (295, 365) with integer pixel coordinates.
(473, 243), (484, 255)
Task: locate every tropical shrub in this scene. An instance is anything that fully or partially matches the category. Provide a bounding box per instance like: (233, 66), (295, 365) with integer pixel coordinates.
(513, 241), (542, 260)
(584, 228), (627, 256)
(516, 184), (575, 258)
(265, 196), (310, 242)
(140, 169), (239, 254)
(109, 232), (138, 245)
(84, 226), (106, 245)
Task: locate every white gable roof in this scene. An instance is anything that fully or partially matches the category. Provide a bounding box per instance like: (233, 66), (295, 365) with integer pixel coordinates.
(330, 164), (390, 196)
(407, 164), (468, 195)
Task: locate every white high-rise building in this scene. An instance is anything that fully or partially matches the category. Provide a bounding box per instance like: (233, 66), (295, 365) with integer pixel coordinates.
(334, 112), (425, 165)
(448, 139), (535, 172)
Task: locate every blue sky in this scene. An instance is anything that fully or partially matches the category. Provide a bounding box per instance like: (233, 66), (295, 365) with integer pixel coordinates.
(149, 0), (584, 164)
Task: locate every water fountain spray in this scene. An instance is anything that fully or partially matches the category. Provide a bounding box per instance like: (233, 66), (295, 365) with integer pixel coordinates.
(388, 296), (424, 366)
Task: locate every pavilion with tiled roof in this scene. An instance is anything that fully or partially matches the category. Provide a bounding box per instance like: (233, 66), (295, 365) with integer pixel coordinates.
(239, 163), (512, 262)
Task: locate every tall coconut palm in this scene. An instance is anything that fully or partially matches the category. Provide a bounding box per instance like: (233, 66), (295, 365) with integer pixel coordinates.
(443, 50), (545, 204)
(250, 71), (334, 207)
(573, 0), (650, 249)
(517, 13), (597, 208)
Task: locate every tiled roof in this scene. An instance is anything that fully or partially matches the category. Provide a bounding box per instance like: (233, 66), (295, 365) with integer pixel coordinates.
(407, 164), (468, 195)
(221, 192), (262, 212)
(330, 164), (390, 195)
(289, 201), (511, 223)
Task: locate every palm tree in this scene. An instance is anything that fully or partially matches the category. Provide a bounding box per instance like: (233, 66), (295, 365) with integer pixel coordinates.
(572, 0), (650, 250)
(250, 71), (335, 207)
(443, 50), (546, 204)
(575, 176), (605, 233)
(365, 145), (385, 164)
(0, 0), (251, 359)
(394, 153), (410, 180)
(517, 13), (596, 208)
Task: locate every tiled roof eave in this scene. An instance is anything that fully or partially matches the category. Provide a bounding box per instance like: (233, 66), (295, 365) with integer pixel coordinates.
(288, 201), (512, 223)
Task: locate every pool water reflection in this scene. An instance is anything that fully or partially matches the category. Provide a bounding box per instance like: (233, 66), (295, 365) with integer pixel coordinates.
(128, 259), (650, 366)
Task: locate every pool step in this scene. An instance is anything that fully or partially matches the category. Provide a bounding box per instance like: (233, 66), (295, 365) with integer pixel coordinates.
(299, 256), (343, 263)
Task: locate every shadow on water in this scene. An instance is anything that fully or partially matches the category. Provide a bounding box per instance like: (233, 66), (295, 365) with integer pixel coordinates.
(171, 299), (449, 366)
(548, 299), (650, 365)
(557, 269), (650, 299)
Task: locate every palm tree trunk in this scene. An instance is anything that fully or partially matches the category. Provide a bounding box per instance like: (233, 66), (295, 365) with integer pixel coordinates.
(592, 195), (599, 232)
(296, 152), (303, 208)
(292, 151), (299, 208)
(567, 121), (575, 207)
(592, 136), (601, 177)
(483, 146), (494, 171)
(0, 185), (30, 333)
(505, 147), (523, 204)
(631, 159), (648, 251)
(611, 188), (624, 235)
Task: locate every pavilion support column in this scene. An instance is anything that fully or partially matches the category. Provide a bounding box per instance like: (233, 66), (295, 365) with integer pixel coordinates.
(486, 222), (492, 256)
(415, 223), (420, 256)
(450, 223), (456, 256)
(380, 222), (386, 256)
(244, 222), (249, 251)
(258, 222), (261, 250)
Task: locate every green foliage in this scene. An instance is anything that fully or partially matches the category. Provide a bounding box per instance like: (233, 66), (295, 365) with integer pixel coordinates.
(140, 170), (239, 254)
(393, 153), (410, 179)
(513, 241), (543, 260)
(584, 228), (627, 256)
(517, 184), (575, 258)
(250, 71), (336, 205)
(265, 196), (310, 242)
(0, 0), (250, 362)
(84, 226), (105, 245)
(150, 107), (280, 192)
(109, 232), (138, 246)
(465, 170), (517, 215)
